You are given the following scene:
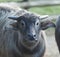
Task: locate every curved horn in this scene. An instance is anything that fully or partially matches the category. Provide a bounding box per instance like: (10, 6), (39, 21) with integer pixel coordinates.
(8, 16), (20, 20)
(40, 15), (49, 19)
(8, 15), (25, 21)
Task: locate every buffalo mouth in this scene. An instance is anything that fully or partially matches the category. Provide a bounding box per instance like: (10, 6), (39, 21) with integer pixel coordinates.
(21, 38), (39, 47)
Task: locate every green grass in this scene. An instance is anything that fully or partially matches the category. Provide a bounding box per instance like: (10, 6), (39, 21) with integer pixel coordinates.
(29, 6), (60, 15)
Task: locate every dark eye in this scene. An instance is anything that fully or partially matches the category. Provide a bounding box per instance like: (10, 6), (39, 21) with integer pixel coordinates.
(20, 20), (25, 28)
(21, 22), (25, 26)
(36, 22), (39, 25)
(36, 20), (40, 26)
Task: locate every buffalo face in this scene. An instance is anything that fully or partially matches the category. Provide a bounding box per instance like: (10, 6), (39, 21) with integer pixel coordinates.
(8, 13), (55, 48)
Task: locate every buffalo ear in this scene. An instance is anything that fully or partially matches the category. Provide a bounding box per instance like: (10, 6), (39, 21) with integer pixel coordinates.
(41, 20), (56, 30)
(10, 22), (18, 30)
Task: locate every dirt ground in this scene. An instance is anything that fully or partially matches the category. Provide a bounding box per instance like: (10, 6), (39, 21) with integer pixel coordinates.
(44, 28), (60, 57)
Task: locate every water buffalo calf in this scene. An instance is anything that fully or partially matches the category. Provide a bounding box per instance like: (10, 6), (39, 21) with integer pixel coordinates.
(0, 5), (55, 57)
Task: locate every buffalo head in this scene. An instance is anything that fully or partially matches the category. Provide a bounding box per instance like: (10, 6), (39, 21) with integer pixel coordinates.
(8, 13), (55, 49)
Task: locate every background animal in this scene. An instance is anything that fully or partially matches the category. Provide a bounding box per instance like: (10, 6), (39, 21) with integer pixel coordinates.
(0, 4), (55, 57)
(55, 16), (60, 52)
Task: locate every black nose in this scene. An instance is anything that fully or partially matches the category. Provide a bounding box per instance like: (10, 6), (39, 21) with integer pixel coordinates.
(28, 34), (36, 41)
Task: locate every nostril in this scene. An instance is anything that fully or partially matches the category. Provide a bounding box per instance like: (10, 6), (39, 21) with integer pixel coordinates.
(28, 34), (36, 38)
(28, 34), (33, 38)
(34, 35), (36, 37)
(27, 34), (37, 41)
(28, 34), (31, 37)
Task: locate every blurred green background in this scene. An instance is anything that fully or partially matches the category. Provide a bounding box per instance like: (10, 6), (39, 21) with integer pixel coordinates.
(0, 0), (60, 15)
(29, 6), (60, 15)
